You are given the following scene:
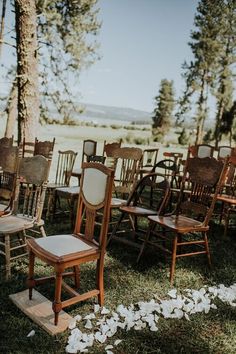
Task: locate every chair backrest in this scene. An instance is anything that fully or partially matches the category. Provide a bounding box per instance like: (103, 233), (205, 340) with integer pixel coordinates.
(13, 155), (50, 221)
(82, 140), (97, 163)
(103, 140), (122, 169)
(34, 137), (55, 158)
(89, 155), (106, 164)
(177, 156), (228, 226)
(126, 172), (170, 214)
(152, 159), (179, 188)
(74, 162), (114, 249)
(141, 148), (159, 170)
(21, 137), (35, 157)
(217, 146), (233, 160)
(0, 136), (14, 147)
(189, 144), (215, 158)
(0, 146), (20, 173)
(111, 147), (143, 197)
(55, 150), (78, 185)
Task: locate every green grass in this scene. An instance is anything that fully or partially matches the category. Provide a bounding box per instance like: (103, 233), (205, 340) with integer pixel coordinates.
(1, 216), (236, 354)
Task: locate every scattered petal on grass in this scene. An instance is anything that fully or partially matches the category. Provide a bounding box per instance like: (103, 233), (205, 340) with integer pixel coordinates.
(101, 307), (110, 315)
(94, 304), (100, 313)
(74, 315), (82, 322)
(114, 339), (122, 346)
(168, 289), (177, 298)
(105, 345), (114, 350)
(84, 319), (93, 329)
(69, 320), (77, 330)
(27, 330), (35, 337)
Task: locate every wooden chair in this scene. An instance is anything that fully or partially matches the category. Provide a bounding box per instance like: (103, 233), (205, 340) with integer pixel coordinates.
(26, 162), (114, 326)
(0, 146), (20, 212)
(137, 155), (228, 284)
(21, 137), (35, 157)
(71, 139), (97, 185)
(217, 155), (236, 237)
(0, 136), (14, 147)
(189, 144), (215, 158)
(108, 173), (170, 248)
(34, 137), (55, 158)
(46, 150), (77, 219)
(216, 146), (233, 161)
(103, 140), (122, 169)
(139, 148), (159, 178)
(0, 155), (49, 279)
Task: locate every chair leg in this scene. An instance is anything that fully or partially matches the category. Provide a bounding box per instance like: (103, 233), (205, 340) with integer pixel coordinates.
(96, 257), (105, 306)
(136, 221), (155, 263)
(53, 271), (63, 326)
(40, 225), (47, 237)
(170, 234), (178, 285)
(107, 212), (124, 246)
(5, 234), (11, 280)
(28, 249), (36, 300)
(73, 265), (80, 288)
(204, 232), (211, 268)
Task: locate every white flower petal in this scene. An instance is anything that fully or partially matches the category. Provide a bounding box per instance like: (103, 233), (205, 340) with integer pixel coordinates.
(27, 330), (35, 337)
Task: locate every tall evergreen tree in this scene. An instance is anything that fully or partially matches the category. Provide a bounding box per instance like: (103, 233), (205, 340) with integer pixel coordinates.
(212, 0), (236, 146)
(177, 0), (225, 144)
(152, 79), (175, 141)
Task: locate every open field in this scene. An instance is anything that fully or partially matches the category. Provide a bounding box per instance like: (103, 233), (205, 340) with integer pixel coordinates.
(0, 120), (236, 354)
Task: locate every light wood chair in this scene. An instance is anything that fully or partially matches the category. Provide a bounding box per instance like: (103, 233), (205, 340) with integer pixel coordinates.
(103, 140), (122, 169)
(137, 155), (228, 284)
(0, 155), (49, 279)
(26, 162), (114, 326)
(46, 150), (77, 219)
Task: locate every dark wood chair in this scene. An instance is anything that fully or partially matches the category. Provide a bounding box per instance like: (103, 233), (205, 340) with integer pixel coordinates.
(26, 162), (114, 326)
(189, 144), (215, 158)
(34, 137), (55, 158)
(139, 148), (159, 178)
(103, 140), (122, 169)
(0, 155), (49, 279)
(108, 172), (170, 249)
(0, 136), (14, 147)
(137, 155), (228, 284)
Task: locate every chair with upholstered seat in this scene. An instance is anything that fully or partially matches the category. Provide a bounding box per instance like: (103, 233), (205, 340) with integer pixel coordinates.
(103, 140), (122, 169)
(137, 155), (228, 284)
(26, 162), (114, 326)
(34, 137), (55, 158)
(0, 155), (49, 279)
(189, 144), (215, 158)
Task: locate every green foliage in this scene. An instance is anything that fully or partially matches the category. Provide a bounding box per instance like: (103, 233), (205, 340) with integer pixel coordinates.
(203, 129), (213, 143)
(152, 79), (175, 140)
(178, 128), (189, 145)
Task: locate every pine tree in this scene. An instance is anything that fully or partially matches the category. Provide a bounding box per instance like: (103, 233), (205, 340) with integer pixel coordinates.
(152, 79), (175, 142)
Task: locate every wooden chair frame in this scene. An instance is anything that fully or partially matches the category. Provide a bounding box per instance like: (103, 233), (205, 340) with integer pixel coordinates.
(27, 162), (114, 326)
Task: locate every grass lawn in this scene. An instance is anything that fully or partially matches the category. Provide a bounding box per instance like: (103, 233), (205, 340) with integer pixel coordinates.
(1, 213), (236, 354)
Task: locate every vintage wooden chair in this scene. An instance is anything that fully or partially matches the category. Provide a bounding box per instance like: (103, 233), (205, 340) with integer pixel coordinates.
(0, 136), (14, 147)
(26, 162), (114, 326)
(0, 155), (49, 279)
(21, 137), (35, 157)
(139, 148), (159, 178)
(0, 146), (20, 212)
(216, 146), (233, 161)
(46, 150), (77, 219)
(34, 137), (55, 158)
(217, 155), (236, 237)
(137, 155), (228, 284)
(108, 172), (170, 248)
(71, 139), (98, 185)
(103, 140), (122, 169)
(189, 144), (215, 158)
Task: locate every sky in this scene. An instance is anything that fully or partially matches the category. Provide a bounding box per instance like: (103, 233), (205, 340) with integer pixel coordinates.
(78, 0), (199, 112)
(0, 0), (199, 113)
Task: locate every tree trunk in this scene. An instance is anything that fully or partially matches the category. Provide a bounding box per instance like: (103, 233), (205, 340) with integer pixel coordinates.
(195, 71), (207, 145)
(15, 0), (39, 145)
(4, 81), (18, 138)
(0, 0), (7, 57)
(214, 100), (224, 148)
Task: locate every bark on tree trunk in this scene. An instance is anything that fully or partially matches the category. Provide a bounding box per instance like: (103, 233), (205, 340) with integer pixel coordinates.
(5, 81), (18, 138)
(15, 0), (39, 145)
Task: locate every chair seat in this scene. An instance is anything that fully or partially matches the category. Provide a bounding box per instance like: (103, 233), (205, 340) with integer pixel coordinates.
(47, 182), (67, 189)
(28, 234), (98, 262)
(71, 168), (82, 177)
(0, 215), (35, 233)
(217, 195), (236, 205)
(111, 197), (127, 208)
(55, 186), (80, 198)
(120, 205), (157, 216)
(0, 203), (8, 211)
(148, 214), (209, 233)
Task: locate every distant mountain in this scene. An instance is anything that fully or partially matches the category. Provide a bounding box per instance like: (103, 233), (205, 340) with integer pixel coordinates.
(78, 103), (152, 124)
